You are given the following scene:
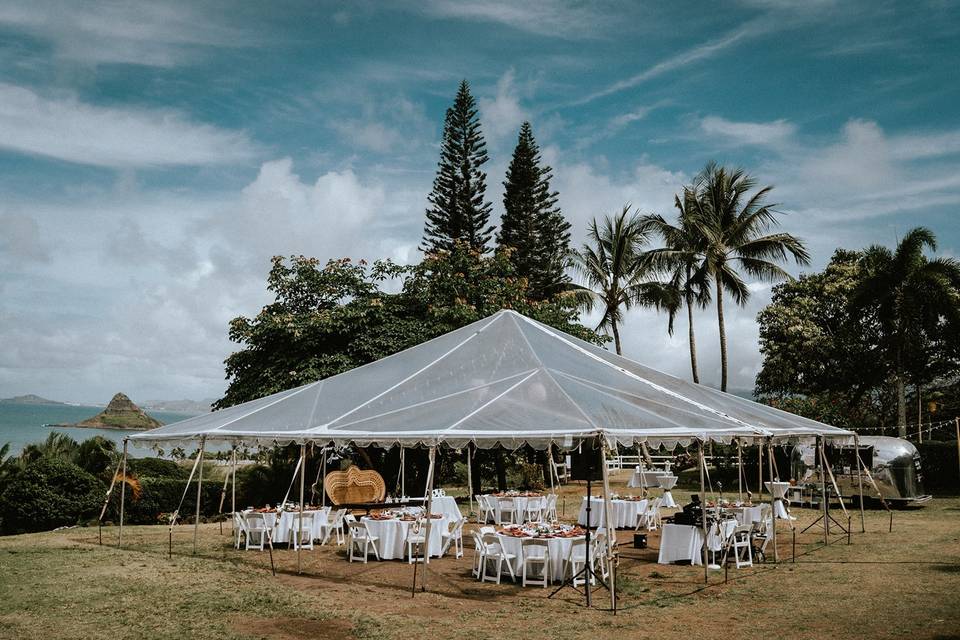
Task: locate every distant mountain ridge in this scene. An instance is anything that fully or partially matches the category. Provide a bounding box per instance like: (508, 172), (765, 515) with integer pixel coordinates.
(0, 394), (64, 405)
(143, 398), (214, 415)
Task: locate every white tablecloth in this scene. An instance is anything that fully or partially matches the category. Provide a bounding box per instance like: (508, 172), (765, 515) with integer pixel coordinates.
(496, 534), (583, 581)
(628, 468), (670, 488)
(764, 482), (793, 519)
(241, 510), (329, 544)
(483, 495), (544, 523)
(360, 516), (448, 560)
(577, 497), (647, 528)
(658, 524), (704, 565)
(729, 505), (763, 525)
(429, 495), (462, 522)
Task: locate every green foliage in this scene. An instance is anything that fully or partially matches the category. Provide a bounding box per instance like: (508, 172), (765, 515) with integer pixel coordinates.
(0, 458), (104, 534)
(110, 476), (223, 525)
(19, 432), (80, 466)
(128, 456), (189, 480)
(498, 121), (571, 300)
(422, 79), (494, 254)
(915, 440), (960, 491)
(75, 436), (118, 477)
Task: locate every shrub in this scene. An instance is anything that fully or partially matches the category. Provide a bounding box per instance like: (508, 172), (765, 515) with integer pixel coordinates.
(108, 477), (224, 525)
(916, 440), (960, 492)
(128, 457), (189, 480)
(0, 458), (105, 534)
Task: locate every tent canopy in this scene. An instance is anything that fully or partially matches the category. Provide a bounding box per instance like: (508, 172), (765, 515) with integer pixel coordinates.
(130, 310), (853, 451)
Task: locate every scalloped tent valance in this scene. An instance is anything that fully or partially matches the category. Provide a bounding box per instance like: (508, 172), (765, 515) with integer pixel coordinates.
(129, 310), (853, 451)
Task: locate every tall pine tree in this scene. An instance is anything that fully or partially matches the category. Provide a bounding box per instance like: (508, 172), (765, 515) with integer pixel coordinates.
(421, 80), (494, 254)
(498, 121), (571, 300)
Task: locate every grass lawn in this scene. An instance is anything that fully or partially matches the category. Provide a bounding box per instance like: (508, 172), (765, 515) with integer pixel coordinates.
(1, 474), (958, 639)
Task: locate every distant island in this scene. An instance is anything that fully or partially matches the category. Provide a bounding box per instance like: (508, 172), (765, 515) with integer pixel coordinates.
(143, 398), (214, 414)
(0, 394), (64, 405)
(65, 393), (163, 430)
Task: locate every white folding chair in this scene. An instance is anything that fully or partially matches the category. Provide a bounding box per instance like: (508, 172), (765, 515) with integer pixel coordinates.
(632, 499), (650, 531)
(324, 508), (348, 546)
(729, 524), (753, 568)
(289, 511), (315, 550)
(593, 530), (610, 581)
(565, 539), (595, 587)
(347, 521), (380, 563)
(440, 517), (465, 559)
(544, 494), (559, 521)
(471, 531), (487, 578)
(525, 497), (544, 523)
(244, 513), (271, 551)
(480, 533), (516, 584)
(233, 512), (247, 549)
(520, 538), (551, 588)
(405, 519), (430, 564)
(479, 525), (496, 536)
(642, 498), (662, 531)
(476, 495), (495, 524)
(497, 498), (517, 525)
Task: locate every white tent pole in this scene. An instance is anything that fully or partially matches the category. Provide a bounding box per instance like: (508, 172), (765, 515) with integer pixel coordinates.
(217, 446), (234, 535)
(98, 452), (124, 545)
(193, 437), (206, 555)
(737, 439), (743, 504)
(118, 438), (128, 549)
(766, 440), (778, 562)
(699, 439), (708, 585)
(321, 449), (327, 507)
(421, 445), (437, 592)
(758, 443), (763, 497)
(599, 436), (617, 612)
(231, 447), (237, 532)
(298, 444), (306, 575)
(401, 447), (405, 497)
(167, 444), (204, 558)
(854, 434), (865, 533)
(818, 437), (828, 544)
(466, 445), (473, 516)
(547, 444), (555, 494)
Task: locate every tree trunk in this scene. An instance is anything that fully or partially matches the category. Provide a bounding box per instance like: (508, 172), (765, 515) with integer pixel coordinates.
(687, 292), (700, 384)
(494, 449), (507, 491)
(612, 319), (622, 355)
(895, 345), (907, 437)
(716, 273), (728, 392)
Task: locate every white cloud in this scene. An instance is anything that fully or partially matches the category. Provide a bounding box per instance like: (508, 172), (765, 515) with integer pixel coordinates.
(0, 1), (248, 67)
(479, 69), (529, 144)
(0, 83), (257, 168)
(418, 0), (610, 38)
(0, 212), (50, 265)
(700, 116), (797, 146)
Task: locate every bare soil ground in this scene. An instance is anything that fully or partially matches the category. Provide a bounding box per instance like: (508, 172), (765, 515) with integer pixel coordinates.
(1, 473), (958, 639)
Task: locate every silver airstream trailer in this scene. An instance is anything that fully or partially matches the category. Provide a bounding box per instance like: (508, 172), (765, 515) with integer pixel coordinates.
(791, 436), (931, 506)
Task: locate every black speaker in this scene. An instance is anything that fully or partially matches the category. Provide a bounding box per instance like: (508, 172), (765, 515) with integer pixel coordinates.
(569, 442), (603, 481)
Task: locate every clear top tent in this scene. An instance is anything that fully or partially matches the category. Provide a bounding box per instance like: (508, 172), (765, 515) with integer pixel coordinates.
(129, 309), (854, 452)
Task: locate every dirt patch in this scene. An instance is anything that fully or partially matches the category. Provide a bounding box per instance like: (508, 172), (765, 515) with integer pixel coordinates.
(231, 615), (353, 640)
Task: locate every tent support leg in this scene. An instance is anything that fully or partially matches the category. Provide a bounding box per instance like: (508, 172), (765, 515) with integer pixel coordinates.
(298, 444), (306, 575)
(193, 438), (205, 555)
(699, 440), (708, 584)
(854, 434), (865, 533)
(231, 447), (238, 535)
(766, 440), (777, 562)
(118, 439), (128, 549)
(758, 443), (763, 496)
(736, 439), (743, 504)
(600, 437), (617, 614)
(418, 445), (437, 593)
(466, 445), (474, 518)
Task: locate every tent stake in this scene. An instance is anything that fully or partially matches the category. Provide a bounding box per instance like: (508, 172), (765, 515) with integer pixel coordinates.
(118, 438), (128, 549)
(193, 438), (206, 555)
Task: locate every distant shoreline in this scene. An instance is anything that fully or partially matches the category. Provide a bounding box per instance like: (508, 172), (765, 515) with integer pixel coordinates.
(45, 423), (150, 431)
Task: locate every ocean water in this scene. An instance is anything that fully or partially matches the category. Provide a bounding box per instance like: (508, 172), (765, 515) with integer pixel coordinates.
(0, 403), (196, 456)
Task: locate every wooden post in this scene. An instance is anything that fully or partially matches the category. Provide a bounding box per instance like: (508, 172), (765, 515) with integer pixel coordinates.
(400, 446), (406, 497)
(193, 438), (205, 555)
(818, 437), (828, 544)
(699, 440), (708, 584)
(466, 445), (474, 517)
(955, 418), (960, 486)
(758, 443), (763, 496)
(321, 448), (327, 508)
(854, 434), (865, 533)
(767, 441), (778, 562)
(421, 445), (437, 592)
(297, 444), (306, 575)
(231, 447), (237, 533)
(600, 437), (617, 613)
(118, 439), (128, 549)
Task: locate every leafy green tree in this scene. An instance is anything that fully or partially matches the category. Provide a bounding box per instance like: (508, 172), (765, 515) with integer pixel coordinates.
(693, 162), (810, 391)
(641, 187), (711, 383)
(19, 432), (80, 465)
(852, 227), (960, 435)
(498, 121), (571, 300)
(421, 80), (494, 254)
(0, 457), (103, 534)
(574, 205), (676, 355)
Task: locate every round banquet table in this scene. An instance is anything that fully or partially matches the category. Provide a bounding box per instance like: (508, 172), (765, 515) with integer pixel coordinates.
(577, 497), (647, 528)
(483, 495), (543, 523)
(240, 509), (330, 544)
(496, 533), (584, 582)
(360, 516), (448, 560)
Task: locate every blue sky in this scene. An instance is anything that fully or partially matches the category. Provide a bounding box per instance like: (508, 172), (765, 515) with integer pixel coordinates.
(0, 0), (958, 404)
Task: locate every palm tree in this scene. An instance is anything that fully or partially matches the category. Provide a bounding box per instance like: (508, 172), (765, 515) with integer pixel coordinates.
(19, 432), (80, 464)
(693, 163), (810, 392)
(852, 227), (960, 435)
(641, 187), (712, 383)
(573, 205), (676, 355)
